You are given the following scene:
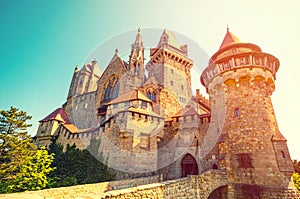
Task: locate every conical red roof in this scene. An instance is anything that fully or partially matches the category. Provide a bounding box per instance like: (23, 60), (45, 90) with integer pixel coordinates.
(219, 28), (240, 49)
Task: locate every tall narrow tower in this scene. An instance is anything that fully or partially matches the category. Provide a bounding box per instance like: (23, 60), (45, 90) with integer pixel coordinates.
(146, 29), (193, 109)
(201, 29), (298, 198)
(128, 28), (145, 88)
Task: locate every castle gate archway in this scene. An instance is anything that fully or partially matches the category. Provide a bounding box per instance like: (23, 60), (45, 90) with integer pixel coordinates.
(208, 185), (228, 199)
(181, 153), (198, 177)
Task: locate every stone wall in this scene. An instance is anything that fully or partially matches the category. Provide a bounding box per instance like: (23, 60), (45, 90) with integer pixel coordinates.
(64, 91), (99, 130)
(0, 176), (159, 199)
(2, 170), (299, 198)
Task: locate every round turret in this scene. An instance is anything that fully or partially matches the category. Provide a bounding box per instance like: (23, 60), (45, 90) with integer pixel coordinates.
(201, 29), (294, 197)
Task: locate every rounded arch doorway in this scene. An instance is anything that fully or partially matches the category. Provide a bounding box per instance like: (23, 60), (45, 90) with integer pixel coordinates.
(181, 153), (198, 177)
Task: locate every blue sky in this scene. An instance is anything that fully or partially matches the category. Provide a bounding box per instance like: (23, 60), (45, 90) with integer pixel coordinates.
(1, 0), (300, 160)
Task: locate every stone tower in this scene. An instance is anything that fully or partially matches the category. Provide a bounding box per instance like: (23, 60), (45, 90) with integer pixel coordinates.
(201, 28), (297, 198)
(146, 29), (193, 116)
(128, 28), (145, 88)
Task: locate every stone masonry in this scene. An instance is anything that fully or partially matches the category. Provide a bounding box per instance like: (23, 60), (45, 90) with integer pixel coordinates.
(31, 28), (300, 198)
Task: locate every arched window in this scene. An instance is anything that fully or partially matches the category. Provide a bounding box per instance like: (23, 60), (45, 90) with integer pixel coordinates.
(281, 151), (286, 158)
(147, 91), (151, 99)
(104, 76), (119, 101)
(104, 85), (112, 100)
(146, 89), (157, 103)
(112, 81), (120, 99)
(151, 92), (156, 102)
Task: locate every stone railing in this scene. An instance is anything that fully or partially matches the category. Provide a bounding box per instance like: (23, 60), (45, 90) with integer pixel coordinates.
(201, 52), (279, 87)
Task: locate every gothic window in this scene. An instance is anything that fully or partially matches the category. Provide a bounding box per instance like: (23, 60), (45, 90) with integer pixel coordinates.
(146, 90), (157, 102)
(151, 92), (156, 102)
(104, 77), (119, 101)
(147, 91), (151, 99)
(237, 153), (253, 168)
(112, 81), (120, 99)
(104, 85), (112, 100)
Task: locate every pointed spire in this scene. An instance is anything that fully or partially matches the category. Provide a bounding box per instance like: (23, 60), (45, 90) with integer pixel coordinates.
(134, 27), (143, 46)
(74, 65), (78, 73)
(91, 58), (97, 66)
(219, 27), (240, 49)
(157, 29), (181, 50)
(115, 49), (119, 54)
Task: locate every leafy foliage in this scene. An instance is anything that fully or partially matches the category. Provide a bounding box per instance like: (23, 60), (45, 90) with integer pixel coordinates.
(293, 172), (300, 191)
(48, 138), (115, 187)
(13, 147), (55, 191)
(293, 160), (300, 191)
(0, 107), (55, 193)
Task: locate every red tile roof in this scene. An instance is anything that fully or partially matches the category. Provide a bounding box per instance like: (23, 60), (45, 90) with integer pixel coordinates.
(219, 28), (240, 49)
(39, 108), (71, 124)
(107, 89), (152, 105)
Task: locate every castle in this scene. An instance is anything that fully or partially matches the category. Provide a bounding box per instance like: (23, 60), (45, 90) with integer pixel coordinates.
(34, 28), (300, 198)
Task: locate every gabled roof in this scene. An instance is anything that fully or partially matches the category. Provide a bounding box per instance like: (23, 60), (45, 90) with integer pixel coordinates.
(172, 106), (198, 117)
(39, 108), (71, 124)
(219, 28), (240, 49)
(157, 29), (182, 50)
(107, 89), (152, 105)
(108, 49), (127, 67)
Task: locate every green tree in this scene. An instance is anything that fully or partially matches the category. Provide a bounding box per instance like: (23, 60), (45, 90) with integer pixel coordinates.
(48, 138), (115, 187)
(13, 146), (55, 191)
(293, 172), (300, 191)
(0, 107), (55, 193)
